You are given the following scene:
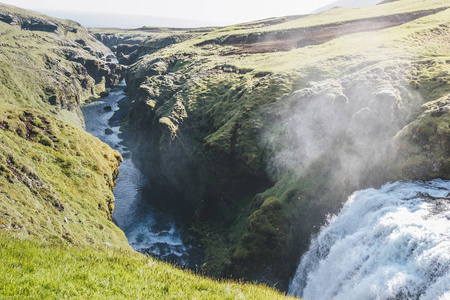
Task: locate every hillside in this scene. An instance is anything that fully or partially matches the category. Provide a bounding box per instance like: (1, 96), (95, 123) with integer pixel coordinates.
(0, 2), (126, 249)
(312, 0), (383, 13)
(115, 0), (450, 289)
(0, 3), (292, 299)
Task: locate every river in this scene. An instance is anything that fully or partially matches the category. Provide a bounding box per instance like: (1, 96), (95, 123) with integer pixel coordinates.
(289, 179), (450, 299)
(82, 84), (202, 269)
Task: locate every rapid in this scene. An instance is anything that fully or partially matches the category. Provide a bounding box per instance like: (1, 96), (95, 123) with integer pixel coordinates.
(289, 179), (450, 300)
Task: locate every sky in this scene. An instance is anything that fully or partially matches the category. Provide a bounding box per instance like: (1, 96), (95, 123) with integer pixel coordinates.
(0, 0), (340, 28)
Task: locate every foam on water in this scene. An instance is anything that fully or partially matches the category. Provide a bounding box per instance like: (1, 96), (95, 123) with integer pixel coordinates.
(289, 179), (450, 300)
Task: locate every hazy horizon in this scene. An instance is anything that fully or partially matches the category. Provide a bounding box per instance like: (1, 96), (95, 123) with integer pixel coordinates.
(1, 0), (340, 28)
(37, 9), (214, 29)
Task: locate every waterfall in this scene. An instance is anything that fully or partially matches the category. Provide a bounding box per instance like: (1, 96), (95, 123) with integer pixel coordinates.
(289, 179), (450, 300)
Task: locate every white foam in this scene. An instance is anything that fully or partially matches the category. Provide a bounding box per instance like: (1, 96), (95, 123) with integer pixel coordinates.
(289, 180), (450, 300)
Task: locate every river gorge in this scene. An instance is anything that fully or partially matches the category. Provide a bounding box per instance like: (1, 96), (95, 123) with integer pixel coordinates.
(1, 0), (449, 298)
(82, 84), (202, 268)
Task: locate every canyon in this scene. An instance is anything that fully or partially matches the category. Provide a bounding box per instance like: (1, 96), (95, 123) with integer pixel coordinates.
(0, 0), (449, 298)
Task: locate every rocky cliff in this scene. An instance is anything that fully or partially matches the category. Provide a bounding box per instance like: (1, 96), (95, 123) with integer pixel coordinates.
(91, 27), (211, 65)
(121, 0), (450, 289)
(0, 3), (125, 128)
(0, 5), (296, 299)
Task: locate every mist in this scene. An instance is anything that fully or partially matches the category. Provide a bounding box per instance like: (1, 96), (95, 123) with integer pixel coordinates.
(265, 63), (423, 188)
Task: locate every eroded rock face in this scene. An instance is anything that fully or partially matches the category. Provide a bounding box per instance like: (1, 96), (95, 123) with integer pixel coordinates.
(94, 32), (195, 65)
(123, 52), (450, 288)
(0, 3), (125, 127)
(118, 0), (450, 290)
(94, 33), (148, 65)
(0, 11), (58, 32)
(392, 94), (450, 179)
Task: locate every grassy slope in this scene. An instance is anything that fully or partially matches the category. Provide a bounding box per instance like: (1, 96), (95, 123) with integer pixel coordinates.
(0, 3), (294, 299)
(0, 233), (294, 299)
(0, 3), (126, 248)
(131, 0), (449, 74)
(0, 108), (126, 249)
(122, 0), (450, 288)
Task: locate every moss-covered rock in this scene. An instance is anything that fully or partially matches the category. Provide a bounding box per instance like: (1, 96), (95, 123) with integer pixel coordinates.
(391, 94), (450, 179)
(0, 3), (125, 128)
(114, 0), (450, 291)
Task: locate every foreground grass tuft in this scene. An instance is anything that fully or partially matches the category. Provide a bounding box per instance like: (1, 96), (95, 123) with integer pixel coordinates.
(0, 234), (296, 299)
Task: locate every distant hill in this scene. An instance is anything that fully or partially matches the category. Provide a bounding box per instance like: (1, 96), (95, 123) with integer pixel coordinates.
(313, 0), (384, 13)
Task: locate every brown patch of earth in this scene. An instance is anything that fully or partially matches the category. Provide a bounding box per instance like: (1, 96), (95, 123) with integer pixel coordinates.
(197, 8), (448, 55)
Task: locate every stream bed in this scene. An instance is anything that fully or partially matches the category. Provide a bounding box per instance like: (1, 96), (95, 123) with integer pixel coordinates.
(82, 85), (202, 269)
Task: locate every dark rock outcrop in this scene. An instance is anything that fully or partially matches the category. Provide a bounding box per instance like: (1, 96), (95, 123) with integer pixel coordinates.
(105, 128), (114, 135)
(0, 10), (58, 32)
(93, 33), (148, 65)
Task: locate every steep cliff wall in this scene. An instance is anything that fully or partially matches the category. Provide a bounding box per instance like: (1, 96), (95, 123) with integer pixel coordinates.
(122, 0), (450, 289)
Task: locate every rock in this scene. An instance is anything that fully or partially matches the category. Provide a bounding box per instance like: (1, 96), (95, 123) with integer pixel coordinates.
(121, 152), (131, 158)
(53, 200), (64, 211)
(0, 13), (16, 25)
(106, 54), (116, 61)
(105, 128), (114, 135)
(100, 91), (110, 97)
(103, 105), (112, 112)
(0, 11), (58, 32)
(22, 17), (58, 32)
(75, 39), (86, 46)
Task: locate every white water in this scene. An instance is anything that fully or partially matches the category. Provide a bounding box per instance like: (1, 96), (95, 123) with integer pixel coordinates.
(289, 179), (450, 300)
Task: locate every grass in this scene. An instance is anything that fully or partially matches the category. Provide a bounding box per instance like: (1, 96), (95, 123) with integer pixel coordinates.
(125, 0), (450, 77)
(0, 233), (296, 299)
(0, 106), (127, 250)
